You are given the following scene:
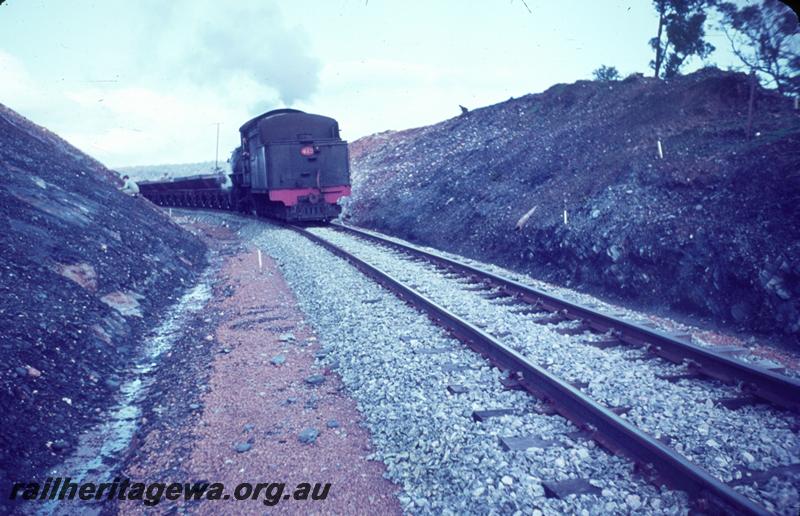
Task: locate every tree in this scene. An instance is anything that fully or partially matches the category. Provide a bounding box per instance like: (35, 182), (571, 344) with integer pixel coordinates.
(650, 0), (716, 78)
(592, 65), (621, 81)
(718, 0), (800, 95)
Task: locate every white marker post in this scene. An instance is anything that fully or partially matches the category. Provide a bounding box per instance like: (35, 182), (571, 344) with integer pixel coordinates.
(257, 249), (262, 270)
(169, 208), (172, 217)
(563, 209), (568, 225)
(657, 140), (664, 159)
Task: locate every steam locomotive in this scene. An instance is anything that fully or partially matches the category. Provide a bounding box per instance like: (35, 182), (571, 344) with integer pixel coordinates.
(139, 109), (351, 222)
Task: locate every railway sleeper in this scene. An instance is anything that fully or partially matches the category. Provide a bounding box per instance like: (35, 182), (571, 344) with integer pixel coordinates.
(656, 372), (705, 383)
(508, 305), (545, 315)
(569, 380), (589, 390)
(498, 435), (557, 452)
(481, 289), (514, 300)
(530, 312), (570, 325)
(625, 344), (690, 365)
(610, 406), (632, 416)
(472, 409), (517, 422)
(684, 358), (738, 385)
(649, 344), (690, 364)
(555, 322), (595, 336)
(441, 363), (474, 373)
(715, 395), (764, 410)
(446, 385), (468, 395)
(542, 478), (602, 500)
(461, 284), (488, 292)
(727, 463), (800, 487)
(500, 377), (525, 391)
(491, 297), (520, 306)
(584, 337), (626, 349)
(675, 360), (792, 409)
(415, 346), (452, 355)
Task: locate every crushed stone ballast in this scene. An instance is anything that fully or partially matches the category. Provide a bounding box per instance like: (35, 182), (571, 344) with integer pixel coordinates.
(330, 223), (800, 411)
(288, 224), (771, 515)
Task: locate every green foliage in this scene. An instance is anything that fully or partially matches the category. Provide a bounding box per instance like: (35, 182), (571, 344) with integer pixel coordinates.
(718, 0), (800, 95)
(650, 0), (716, 78)
(592, 65), (621, 81)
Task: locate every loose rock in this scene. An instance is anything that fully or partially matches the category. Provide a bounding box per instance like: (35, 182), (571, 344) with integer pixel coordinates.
(304, 374), (326, 386)
(298, 428), (319, 444)
(234, 442), (252, 453)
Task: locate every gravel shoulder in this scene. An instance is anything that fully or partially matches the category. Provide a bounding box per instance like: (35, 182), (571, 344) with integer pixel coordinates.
(114, 214), (400, 515)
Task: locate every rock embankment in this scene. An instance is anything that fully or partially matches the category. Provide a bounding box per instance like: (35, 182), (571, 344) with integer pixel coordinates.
(346, 68), (800, 340)
(0, 104), (206, 485)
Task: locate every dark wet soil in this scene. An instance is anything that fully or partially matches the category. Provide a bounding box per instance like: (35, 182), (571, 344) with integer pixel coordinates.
(0, 103), (206, 505)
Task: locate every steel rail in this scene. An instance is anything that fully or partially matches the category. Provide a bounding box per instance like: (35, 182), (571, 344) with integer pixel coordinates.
(290, 224), (767, 515)
(331, 222), (800, 412)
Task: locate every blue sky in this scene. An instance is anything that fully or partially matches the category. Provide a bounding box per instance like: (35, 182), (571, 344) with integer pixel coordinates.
(0, 0), (741, 167)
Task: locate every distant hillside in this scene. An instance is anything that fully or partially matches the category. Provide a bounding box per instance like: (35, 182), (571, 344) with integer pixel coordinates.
(117, 161), (231, 181)
(346, 68), (800, 339)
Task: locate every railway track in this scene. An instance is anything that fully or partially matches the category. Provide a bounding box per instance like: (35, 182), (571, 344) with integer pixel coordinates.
(284, 221), (800, 515)
(329, 223), (800, 410)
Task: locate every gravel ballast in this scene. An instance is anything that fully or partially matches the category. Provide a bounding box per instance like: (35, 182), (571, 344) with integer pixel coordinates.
(307, 226), (800, 514)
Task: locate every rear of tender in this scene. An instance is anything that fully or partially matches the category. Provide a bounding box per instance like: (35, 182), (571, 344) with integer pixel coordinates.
(234, 109), (351, 221)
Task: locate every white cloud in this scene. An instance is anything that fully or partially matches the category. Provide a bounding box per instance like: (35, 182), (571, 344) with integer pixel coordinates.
(61, 84), (261, 166)
(0, 49), (281, 167)
(0, 50), (47, 113)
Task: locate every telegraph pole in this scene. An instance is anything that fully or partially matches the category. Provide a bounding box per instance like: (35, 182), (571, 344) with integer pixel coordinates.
(214, 122), (221, 172)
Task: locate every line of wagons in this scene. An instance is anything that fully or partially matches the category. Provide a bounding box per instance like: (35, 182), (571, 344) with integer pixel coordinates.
(138, 109), (351, 222)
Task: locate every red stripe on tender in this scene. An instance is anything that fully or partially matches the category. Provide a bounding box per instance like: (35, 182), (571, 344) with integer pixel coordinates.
(268, 186), (351, 206)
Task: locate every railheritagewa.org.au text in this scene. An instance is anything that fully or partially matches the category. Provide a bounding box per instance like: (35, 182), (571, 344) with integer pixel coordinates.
(9, 477), (331, 507)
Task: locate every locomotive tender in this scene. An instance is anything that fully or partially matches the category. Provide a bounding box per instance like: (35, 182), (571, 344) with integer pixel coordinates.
(139, 109), (351, 222)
